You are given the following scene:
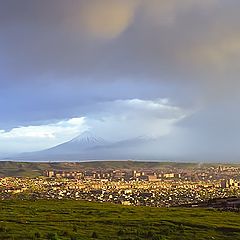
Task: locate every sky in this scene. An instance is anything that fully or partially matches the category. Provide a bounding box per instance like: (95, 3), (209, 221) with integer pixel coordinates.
(1, 0), (240, 161)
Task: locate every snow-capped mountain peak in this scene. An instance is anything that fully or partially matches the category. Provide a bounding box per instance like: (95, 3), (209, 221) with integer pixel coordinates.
(69, 131), (107, 146)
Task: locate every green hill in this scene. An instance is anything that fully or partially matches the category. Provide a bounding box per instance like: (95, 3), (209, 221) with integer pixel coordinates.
(1, 160), (236, 177)
(0, 200), (240, 239)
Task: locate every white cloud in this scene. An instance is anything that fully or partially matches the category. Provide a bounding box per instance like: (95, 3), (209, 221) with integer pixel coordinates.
(0, 117), (87, 153)
(87, 98), (189, 141)
(0, 99), (190, 154)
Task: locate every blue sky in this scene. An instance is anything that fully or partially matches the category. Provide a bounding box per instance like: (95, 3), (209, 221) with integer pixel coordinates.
(1, 0), (240, 161)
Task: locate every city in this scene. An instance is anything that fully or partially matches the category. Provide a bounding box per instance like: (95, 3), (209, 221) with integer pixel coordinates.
(1, 163), (240, 208)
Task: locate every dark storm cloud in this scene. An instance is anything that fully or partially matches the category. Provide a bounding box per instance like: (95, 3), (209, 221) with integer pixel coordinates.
(1, 0), (240, 160)
(1, 0), (239, 97)
(0, 0), (221, 83)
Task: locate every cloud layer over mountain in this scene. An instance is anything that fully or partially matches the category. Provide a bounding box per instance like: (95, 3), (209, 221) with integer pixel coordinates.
(0, 99), (188, 153)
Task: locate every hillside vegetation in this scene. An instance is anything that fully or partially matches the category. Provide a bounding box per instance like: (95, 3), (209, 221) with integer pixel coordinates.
(0, 200), (240, 239)
(0, 160), (236, 177)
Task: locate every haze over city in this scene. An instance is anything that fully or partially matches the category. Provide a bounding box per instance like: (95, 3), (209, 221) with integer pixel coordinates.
(1, 0), (240, 161)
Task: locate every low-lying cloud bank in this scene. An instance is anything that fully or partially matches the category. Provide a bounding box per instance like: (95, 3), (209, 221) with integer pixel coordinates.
(0, 99), (188, 154)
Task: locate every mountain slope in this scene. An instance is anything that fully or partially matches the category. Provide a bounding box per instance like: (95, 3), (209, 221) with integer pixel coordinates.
(46, 131), (108, 153)
(9, 132), (163, 161)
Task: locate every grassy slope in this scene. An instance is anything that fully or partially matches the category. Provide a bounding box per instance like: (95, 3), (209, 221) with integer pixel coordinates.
(0, 200), (240, 239)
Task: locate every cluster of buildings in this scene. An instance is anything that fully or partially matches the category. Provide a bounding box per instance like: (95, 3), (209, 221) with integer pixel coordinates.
(221, 178), (240, 188)
(1, 165), (240, 207)
(45, 169), (181, 182)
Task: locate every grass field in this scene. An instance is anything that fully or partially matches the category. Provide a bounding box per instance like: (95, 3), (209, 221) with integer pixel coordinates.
(0, 200), (240, 239)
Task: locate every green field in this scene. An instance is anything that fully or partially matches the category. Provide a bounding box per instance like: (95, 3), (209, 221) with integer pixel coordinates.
(0, 200), (240, 240)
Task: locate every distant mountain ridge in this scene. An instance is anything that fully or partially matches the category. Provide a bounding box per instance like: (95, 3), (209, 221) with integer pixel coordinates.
(7, 131), (163, 161)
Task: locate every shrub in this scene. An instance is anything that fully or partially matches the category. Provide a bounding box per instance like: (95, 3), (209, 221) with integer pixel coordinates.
(46, 232), (59, 240)
(62, 230), (70, 236)
(117, 229), (125, 236)
(73, 225), (78, 232)
(0, 226), (8, 232)
(91, 231), (98, 238)
(147, 230), (154, 238)
(34, 232), (41, 238)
